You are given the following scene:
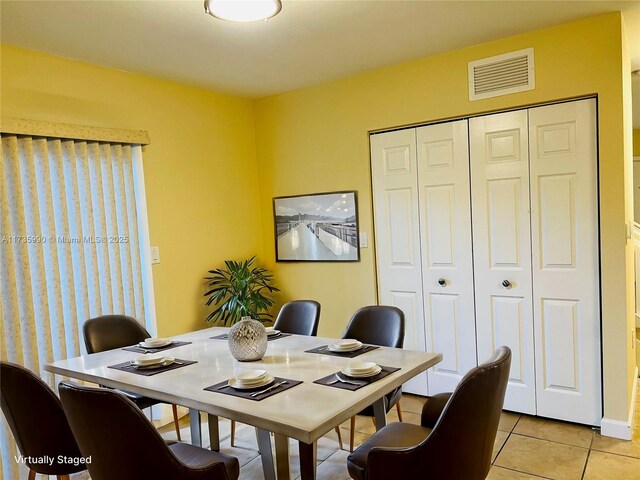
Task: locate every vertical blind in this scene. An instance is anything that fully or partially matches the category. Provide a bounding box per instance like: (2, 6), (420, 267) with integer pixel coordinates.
(0, 134), (155, 479)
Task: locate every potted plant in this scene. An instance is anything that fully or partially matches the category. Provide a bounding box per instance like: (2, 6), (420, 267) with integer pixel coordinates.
(204, 257), (280, 361)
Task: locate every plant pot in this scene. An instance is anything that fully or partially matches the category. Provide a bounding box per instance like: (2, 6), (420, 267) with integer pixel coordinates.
(228, 317), (268, 362)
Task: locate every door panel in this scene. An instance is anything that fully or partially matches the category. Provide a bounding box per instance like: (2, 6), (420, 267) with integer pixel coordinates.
(371, 129), (428, 395)
(470, 111), (537, 414)
(529, 99), (601, 425)
(417, 120), (477, 394)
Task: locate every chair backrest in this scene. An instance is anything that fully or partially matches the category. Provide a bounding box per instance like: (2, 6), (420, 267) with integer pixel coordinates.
(368, 347), (511, 480)
(0, 362), (84, 475)
(58, 382), (231, 480)
(273, 300), (321, 336)
(83, 314), (150, 353)
(342, 306), (405, 348)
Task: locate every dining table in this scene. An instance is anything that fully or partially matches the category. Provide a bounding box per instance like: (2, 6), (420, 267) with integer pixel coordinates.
(44, 326), (442, 480)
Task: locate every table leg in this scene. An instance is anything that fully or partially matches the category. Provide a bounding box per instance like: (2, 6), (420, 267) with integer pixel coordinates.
(255, 428), (276, 480)
(274, 433), (290, 479)
(298, 440), (317, 480)
(189, 408), (202, 447)
(373, 397), (388, 431)
(208, 414), (220, 451)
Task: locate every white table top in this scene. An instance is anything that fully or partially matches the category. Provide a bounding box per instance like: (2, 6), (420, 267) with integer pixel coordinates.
(45, 327), (442, 444)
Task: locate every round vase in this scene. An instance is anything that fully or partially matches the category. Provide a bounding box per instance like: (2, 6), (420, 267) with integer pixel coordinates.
(228, 317), (267, 362)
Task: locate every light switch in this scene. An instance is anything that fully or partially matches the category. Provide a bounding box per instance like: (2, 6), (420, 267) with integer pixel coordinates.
(359, 232), (368, 248)
(150, 246), (160, 264)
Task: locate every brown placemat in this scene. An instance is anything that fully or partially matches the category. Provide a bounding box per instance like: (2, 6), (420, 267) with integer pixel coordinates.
(108, 359), (197, 376)
(313, 366), (401, 391)
(122, 340), (192, 354)
(305, 344), (380, 358)
(210, 333), (292, 342)
(204, 377), (303, 401)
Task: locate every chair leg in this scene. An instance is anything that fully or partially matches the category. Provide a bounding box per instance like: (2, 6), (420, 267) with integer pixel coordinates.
(396, 401), (403, 422)
(172, 404), (182, 441)
(350, 416), (356, 452)
(57, 476), (70, 480)
(28, 470), (36, 480)
(334, 426), (343, 450)
(230, 419), (236, 447)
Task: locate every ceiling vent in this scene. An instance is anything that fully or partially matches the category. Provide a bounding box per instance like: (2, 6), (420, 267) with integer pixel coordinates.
(468, 48), (535, 101)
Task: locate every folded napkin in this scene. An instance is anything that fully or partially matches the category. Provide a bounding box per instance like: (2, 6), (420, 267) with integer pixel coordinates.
(210, 333), (292, 342)
(108, 359), (197, 376)
(204, 377), (302, 401)
(305, 344), (380, 358)
(313, 366), (401, 391)
(122, 340), (191, 354)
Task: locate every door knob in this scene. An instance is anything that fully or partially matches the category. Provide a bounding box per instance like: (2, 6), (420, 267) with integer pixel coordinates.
(438, 278), (446, 286)
(502, 280), (512, 288)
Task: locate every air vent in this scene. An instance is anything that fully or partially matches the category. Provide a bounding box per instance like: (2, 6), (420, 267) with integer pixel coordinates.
(469, 48), (535, 101)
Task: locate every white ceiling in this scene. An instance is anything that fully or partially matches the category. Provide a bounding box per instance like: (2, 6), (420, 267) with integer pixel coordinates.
(1, 0), (639, 123)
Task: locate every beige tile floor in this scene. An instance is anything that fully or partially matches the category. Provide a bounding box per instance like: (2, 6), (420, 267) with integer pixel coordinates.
(152, 382), (640, 480)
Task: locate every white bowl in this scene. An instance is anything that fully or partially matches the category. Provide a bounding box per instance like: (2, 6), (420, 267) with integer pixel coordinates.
(267, 329), (281, 336)
(347, 361), (377, 374)
(330, 340), (363, 351)
(236, 369), (268, 385)
(336, 339), (360, 348)
(142, 337), (172, 347)
(134, 354), (166, 366)
(265, 326), (276, 333)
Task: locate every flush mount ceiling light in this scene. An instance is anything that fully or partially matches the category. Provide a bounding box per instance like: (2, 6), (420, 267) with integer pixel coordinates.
(204, 0), (282, 23)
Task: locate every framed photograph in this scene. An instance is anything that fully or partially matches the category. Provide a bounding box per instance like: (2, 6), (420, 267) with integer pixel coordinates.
(273, 191), (360, 262)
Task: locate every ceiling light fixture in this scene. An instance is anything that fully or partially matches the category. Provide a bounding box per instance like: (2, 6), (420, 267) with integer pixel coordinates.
(204, 0), (282, 23)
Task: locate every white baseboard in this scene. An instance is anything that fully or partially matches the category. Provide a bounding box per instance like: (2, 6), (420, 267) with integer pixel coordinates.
(601, 366), (638, 440)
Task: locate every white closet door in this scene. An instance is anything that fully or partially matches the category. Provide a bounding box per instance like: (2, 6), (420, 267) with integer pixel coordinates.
(371, 129), (428, 395)
(416, 120), (477, 394)
(529, 99), (601, 424)
(470, 111), (536, 414)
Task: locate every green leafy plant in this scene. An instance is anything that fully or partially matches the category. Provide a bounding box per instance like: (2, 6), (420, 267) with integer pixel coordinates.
(204, 256), (280, 326)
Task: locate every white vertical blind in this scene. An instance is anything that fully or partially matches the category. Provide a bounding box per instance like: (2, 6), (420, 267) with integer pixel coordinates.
(0, 134), (155, 479)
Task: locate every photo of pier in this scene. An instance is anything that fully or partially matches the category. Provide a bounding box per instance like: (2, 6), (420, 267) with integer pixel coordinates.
(273, 191), (360, 262)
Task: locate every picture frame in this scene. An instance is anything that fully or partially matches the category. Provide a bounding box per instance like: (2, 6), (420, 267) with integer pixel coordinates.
(273, 190), (360, 262)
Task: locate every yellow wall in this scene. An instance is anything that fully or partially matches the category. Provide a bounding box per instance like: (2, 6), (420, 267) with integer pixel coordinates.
(0, 45), (263, 337)
(634, 129), (640, 156)
(254, 13), (634, 421)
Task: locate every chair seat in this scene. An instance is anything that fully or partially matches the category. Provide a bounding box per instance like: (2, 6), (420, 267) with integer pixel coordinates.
(169, 442), (240, 480)
(115, 388), (160, 410)
(347, 422), (431, 480)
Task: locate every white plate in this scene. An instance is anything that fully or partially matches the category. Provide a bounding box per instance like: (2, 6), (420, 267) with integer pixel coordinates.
(341, 365), (382, 378)
(132, 357), (175, 369)
(228, 374), (275, 390)
(347, 361), (378, 374)
(328, 341), (363, 352)
(264, 326), (276, 333)
(236, 369), (268, 385)
(266, 330), (281, 337)
(335, 339), (360, 348)
(140, 338), (173, 348)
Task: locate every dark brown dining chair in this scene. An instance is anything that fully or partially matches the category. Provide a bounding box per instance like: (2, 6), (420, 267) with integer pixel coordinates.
(59, 382), (240, 480)
(0, 362), (85, 480)
(346, 346), (511, 480)
(83, 314), (182, 440)
(230, 300), (322, 447)
(342, 305), (405, 451)
(273, 300), (321, 336)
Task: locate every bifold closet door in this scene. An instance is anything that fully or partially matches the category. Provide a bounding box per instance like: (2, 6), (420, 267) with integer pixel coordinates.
(416, 120), (477, 394)
(370, 129), (428, 395)
(529, 99), (601, 425)
(470, 110), (537, 414)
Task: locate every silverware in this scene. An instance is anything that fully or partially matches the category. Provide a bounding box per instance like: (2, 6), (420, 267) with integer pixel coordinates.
(218, 383), (231, 390)
(331, 373), (366, 386)
(251, 380), (288, 397)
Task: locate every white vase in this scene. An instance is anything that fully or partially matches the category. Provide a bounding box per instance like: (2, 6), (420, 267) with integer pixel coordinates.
(228, 317), (267, 361)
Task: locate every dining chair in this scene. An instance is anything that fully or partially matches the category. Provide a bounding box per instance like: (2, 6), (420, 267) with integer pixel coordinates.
(273, 300), (321, 336)
(342, 305), (405, 451)
(229, 300), (322, 447)
(0, 361), (86, 480)
(83, 314), (182, 440)
(346, 346), (511, 480)
(58, 381), (240, 480)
